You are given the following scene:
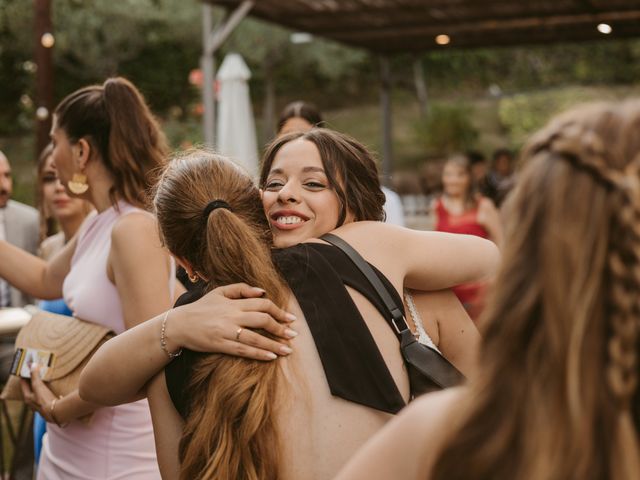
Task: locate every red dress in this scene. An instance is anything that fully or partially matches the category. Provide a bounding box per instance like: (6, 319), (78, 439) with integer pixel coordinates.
(434, 198), (489, 320)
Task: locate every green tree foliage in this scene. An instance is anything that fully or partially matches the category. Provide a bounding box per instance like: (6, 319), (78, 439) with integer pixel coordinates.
(498, 85), (634, 148)
(1, 0), (640, 139)
(414, 104), (478, 156)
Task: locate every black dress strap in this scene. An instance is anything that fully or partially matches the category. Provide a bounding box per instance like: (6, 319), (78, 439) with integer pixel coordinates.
(274, 243), (406, 413)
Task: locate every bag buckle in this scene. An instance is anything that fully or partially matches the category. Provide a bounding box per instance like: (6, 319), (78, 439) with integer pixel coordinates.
(390, 308), (408, 334)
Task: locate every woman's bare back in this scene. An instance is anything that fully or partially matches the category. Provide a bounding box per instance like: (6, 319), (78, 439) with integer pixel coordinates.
(276, 287), (410, 480)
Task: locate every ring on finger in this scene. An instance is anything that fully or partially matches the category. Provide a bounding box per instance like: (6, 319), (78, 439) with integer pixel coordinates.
(235, 327), (244, 341)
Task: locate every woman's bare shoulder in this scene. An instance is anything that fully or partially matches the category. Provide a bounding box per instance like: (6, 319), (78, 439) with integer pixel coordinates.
(335, 387), (467, 480)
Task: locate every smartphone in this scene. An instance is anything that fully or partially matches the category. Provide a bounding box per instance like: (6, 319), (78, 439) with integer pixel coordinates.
(10, 348), (54, 379)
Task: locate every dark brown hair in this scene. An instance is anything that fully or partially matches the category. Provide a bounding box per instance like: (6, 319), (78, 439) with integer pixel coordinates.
(431, 101), (640, 480)
(260, 128), (386, 225)
(153, 149), (287, 480)
(54, 77), (168, 209)
(277, 101), (323, 134)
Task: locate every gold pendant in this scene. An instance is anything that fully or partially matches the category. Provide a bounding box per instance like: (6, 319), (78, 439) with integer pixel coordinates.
(67, 173), (89, 195)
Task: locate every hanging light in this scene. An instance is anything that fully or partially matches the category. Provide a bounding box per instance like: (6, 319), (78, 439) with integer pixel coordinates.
(41, 32), (55, 48)
(597, 23), (612, 34)
(36, 107), (49, 121)
(435, 34), (450, 45)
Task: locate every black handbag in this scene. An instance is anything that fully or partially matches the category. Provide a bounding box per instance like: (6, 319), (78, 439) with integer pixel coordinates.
(321, 233), (465, 398)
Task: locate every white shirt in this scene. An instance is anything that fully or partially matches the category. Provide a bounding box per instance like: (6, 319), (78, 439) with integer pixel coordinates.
(382, 186), (405, 227)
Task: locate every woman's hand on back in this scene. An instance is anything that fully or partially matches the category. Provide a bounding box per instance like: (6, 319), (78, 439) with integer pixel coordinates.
(167, 283), (299, 361)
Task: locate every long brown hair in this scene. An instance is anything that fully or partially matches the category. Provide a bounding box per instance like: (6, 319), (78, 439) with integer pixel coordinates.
(153, 149), (288, 480)
(260, 128), (386, 225)
(431, 101), (640, 480)
(54, 77), (168, 209)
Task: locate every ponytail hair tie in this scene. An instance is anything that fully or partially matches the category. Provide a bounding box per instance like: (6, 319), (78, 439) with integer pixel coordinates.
(203, 200), (232, 219)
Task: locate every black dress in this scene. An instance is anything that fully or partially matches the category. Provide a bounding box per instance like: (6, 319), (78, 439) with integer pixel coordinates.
(165, 242), (407, 418)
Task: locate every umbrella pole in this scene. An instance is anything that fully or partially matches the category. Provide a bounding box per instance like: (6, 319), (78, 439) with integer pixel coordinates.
(379, 55), (393, 185)
(202, 4), (216, 147)
(201, 1), (254, 148)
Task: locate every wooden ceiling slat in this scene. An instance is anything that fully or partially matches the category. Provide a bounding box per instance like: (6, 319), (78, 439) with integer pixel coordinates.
(203, 0), (640, 52)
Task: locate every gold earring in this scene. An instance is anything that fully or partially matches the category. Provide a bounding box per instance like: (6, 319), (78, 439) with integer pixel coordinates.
(67, 173), (89, 195)
(188, 273), (199, 284)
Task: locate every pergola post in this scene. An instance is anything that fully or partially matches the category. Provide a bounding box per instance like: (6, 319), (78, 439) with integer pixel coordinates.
(201, 0), (254, 147)
(379, 56), (393, 185)
(34, 0), (54, 157)
(201, 5), (215, 147)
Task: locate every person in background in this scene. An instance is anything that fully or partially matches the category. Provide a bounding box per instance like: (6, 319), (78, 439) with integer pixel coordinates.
(0, 149), (40, 393)
(467, 150), (488, 186)
(335, 99), (640, 480)
(487, 147), (515, 206)
(277, 101), (324, 136)
(433, 154), (503, 320)
(0, 150), (39, 308)
(32, 144), (93, 471)
(36, 143), (92, 266)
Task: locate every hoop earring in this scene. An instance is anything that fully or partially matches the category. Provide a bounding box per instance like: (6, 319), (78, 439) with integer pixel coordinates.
(67, 173), (89, 195)
(188, 273), (199, 284)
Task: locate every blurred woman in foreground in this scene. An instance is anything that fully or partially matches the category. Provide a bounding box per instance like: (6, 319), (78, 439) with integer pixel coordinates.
(336, 100), (640, 480)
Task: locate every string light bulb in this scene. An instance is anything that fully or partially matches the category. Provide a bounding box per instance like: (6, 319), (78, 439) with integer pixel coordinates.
(41, 33), (55, 48)
(597, 23), (612, 34)
(435, 34), (450, 45)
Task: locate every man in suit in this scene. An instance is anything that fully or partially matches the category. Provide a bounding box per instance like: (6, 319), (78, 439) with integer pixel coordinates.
(0, 150), (39, 307)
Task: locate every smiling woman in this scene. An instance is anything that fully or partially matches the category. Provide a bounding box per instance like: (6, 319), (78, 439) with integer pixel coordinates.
(262, 138), (345, 246)
(260, 129), (385, 248)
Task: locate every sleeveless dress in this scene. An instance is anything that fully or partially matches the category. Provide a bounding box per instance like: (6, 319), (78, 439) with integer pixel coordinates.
(166, 242), (413, 479)
(434, 198), (489, 319)
(37, 201), (168, 480)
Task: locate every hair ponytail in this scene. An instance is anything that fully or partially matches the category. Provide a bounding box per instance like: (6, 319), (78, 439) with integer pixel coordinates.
(102, 78), (168, 207)
(54, 77), (168, 209)
(153, 150), (287, 480)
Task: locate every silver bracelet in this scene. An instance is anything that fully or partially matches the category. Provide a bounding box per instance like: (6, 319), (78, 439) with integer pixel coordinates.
(160, 310), (182, 359)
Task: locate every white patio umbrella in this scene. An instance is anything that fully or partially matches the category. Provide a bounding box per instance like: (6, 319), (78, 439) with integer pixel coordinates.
(216, 53), (259, 177)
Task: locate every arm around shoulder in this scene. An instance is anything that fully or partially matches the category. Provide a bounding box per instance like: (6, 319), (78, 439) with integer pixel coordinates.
(340, 222), (500, 291)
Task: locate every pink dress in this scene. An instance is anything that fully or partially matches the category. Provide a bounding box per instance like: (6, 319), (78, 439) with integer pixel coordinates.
(38, 201), (171, 480)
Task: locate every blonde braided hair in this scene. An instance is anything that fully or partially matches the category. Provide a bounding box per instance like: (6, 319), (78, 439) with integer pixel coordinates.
(431, 101), (640, 480)
(531, 115), (640, 479)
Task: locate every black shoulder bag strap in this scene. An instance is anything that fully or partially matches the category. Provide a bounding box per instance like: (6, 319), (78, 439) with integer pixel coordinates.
(321, 233), (464, 392)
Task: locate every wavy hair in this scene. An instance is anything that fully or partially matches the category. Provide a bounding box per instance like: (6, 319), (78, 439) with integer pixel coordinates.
(431, 101), (640, 480)
(260, 128), (386, 225)
(54, 77), (168, 209)
(153, 149), (287, 480)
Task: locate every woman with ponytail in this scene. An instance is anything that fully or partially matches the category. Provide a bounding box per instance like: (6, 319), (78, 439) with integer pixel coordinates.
(336, 100), (640, 480)
(0, 77), (174, 479)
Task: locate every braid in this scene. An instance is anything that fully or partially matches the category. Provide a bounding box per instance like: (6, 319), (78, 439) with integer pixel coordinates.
(539, 122), (640, 478)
